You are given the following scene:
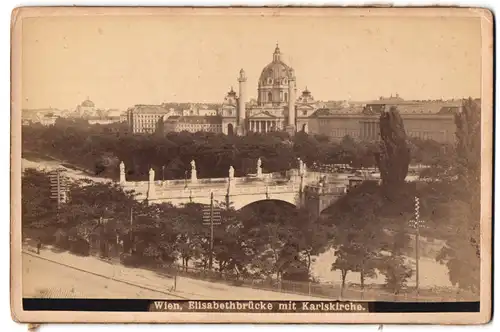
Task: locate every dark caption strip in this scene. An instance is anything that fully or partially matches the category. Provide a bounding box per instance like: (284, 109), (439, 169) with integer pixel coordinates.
(23, 299), (480, 313)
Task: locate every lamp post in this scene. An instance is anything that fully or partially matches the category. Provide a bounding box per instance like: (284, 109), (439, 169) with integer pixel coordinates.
(184, 170), (188, 188)
(409, 196), (425, 298)
(162, 165), (165, 181)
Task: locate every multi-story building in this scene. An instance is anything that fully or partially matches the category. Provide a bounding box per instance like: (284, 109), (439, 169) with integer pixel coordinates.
(162, 115), (222, 133)
(127, 104), (223, 133)
(182, 104), (218, 117)
(308, 100), (460, 143)
(126, 105), (177, 133)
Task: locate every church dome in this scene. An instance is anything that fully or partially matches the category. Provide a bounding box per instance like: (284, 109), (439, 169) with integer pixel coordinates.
(259, 44), (294, 86)
(81, 98), (95, 107)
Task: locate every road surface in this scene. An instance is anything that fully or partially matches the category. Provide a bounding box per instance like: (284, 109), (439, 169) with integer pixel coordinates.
(23, 248), (323, 300)
(23, 252), (181, 299)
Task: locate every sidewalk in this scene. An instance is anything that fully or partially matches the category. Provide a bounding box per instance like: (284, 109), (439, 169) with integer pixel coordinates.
(23, 253), (177, 299)
(23, 245), (176, 294)
(23, 245), (322, 300)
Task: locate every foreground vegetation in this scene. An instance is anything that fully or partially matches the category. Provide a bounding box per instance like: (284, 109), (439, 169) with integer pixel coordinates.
(22, 118), (452, 180)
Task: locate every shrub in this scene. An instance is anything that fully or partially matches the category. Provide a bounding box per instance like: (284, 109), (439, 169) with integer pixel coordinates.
(68, 238), (90, 256)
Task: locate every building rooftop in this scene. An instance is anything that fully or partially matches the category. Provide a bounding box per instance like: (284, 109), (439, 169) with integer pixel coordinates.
(131, 105), (170, 114)
(165, 115), (222, 125)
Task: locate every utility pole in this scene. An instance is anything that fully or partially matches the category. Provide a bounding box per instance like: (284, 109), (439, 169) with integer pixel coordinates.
(49, 168), (66, 211)
(203, 192), (221, 270)
(409, 196), (424, 298)
(129, 206), (134, 254)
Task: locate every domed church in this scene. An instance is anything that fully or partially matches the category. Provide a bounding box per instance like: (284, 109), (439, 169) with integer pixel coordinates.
(220, 44), (317, 135)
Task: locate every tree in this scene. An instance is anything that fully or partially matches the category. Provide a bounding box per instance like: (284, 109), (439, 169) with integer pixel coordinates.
(379, 253), (413, 295)
(374, 106), (411, 194)
(331, 245), (354, 297)
(435, 98), (481, 294)
(325, 181), (385, 292)
(131, 203), (180, 265)
(21, 169), (59, 233)
(378, 225), (413, 296)
(172, 203), (206, 271)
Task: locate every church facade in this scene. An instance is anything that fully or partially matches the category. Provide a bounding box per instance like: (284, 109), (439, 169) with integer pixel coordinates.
(219, 45), (317, 136)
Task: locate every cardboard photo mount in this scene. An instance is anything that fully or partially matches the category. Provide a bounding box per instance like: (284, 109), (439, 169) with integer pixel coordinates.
(10, 6), (493, 325)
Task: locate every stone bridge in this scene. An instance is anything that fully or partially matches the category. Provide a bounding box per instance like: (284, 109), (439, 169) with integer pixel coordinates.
(118, 158), (348, 215)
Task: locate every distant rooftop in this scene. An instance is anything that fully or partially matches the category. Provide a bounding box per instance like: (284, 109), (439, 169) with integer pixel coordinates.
(131, 105), (170, 114)
(165, 115), (222, 125)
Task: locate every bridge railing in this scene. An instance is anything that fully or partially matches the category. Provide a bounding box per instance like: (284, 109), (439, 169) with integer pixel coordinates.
(150, 181), (302, 197)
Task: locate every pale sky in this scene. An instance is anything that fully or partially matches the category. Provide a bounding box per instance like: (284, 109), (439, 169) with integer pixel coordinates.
(21, 14), (482, 110)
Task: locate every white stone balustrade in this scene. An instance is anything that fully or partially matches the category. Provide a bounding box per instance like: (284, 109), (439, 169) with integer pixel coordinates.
(117, 160), (346, 212)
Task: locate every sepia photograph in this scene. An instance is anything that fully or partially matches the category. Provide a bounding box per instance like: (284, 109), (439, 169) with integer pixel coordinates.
(10, 6), (493, 324)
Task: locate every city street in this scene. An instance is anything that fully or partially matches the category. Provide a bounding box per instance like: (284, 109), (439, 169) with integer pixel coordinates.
(23, 248), (322, 300)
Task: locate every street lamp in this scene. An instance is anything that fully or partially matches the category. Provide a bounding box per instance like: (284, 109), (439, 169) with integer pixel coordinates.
(162, 165), (165, 181)
(409, 196), (425, 298)
(184, 170), (188, 188)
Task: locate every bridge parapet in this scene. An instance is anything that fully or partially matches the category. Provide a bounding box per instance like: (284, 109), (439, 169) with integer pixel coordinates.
(117, 159), (347, 211)
(305, 184), (347, 195)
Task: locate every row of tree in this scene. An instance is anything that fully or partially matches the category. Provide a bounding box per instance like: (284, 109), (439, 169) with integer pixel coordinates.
(22, 167), (428, 294)
(324, 99), (481, 295)
(22, 168), (332, 282)
(22, 118), (452, 181)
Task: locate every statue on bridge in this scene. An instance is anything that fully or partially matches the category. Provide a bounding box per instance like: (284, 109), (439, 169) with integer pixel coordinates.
(228, 165), (235, 190)
(190, 160), (198, 183)
(147, 168), (156, 200)
(149, 168), (155, 183)
(299, 159), (307, 176)
(119, 161), (126, 184)
(298, 158), (304, 175)
(256, 158), (263, 178)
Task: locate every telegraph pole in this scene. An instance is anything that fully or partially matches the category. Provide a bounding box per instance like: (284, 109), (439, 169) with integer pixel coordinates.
(203, 192), (221, 270)
(49, 168), (66, 212)
(409, 196), (424, 297)
(129, 206), (134, 254)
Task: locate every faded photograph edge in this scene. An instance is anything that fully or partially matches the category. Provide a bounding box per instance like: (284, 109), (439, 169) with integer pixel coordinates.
(10, 6), (494, 324)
